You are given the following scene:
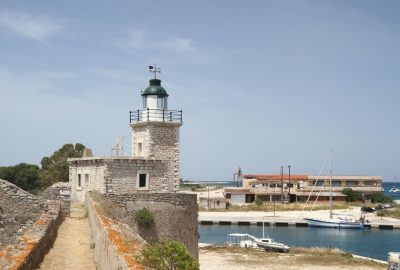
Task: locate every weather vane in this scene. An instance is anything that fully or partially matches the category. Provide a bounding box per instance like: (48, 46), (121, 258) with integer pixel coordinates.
(148, 64), (161, 79)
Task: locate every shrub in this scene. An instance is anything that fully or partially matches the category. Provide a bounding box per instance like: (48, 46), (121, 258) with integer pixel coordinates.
(134, 208), (154, 228)
(341, 188), (363, 202)
(137, 239), (199, 270)
(371, 193), (393, 204)
(255, 197), (263, 206)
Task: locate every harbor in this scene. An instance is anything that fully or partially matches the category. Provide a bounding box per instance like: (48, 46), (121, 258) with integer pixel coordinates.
(198, 224), (400, 261)
(197, 182), (400, 263)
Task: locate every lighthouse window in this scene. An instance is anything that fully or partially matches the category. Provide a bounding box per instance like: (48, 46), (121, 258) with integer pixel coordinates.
(143, 97), (147, 109)
(137, 142), (143, 157)
(157, 97), (167, 109)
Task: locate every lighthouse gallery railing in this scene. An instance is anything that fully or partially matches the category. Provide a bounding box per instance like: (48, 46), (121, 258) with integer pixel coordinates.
(129, 109), (182, 123)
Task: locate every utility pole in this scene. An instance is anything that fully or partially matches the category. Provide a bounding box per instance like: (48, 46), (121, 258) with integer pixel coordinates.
(273, 184), (276, 217)
(207, 184), (210, 211)
(288, 165), (291, 203)
(280, 166), (283, 202)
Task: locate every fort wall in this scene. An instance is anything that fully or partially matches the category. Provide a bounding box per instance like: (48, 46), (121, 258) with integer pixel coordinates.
(106, 192), (198, 259)
(0, 201), (62, 270)
(86, 194), (145, 270)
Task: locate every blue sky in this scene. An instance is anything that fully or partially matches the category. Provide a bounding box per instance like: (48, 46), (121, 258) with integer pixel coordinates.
(0, 0), (399, 181)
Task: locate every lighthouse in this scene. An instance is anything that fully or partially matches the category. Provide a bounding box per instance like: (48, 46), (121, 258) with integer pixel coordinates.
(130, 66), (183, 191)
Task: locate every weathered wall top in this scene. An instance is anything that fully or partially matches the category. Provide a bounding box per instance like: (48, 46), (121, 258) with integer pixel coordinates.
(0, 179), (44, 247)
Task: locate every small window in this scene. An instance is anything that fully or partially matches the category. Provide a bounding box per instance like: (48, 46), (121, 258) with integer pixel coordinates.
(85, 174), (89, 187)
(77, 174), (81, 187)
(143, 97), (147, 109)
(137, 172), (149, 190)
(139, 174), (146, 187)
(138, 142), (143, 157)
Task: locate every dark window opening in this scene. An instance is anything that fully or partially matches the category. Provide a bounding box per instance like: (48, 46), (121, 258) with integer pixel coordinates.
(139, 174), (147, 188)
(78, 174), (81, 187)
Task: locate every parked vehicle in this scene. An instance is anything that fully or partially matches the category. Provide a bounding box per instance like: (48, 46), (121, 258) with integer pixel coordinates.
(382, 203), (393, 209)
(361, 206), (375, 213)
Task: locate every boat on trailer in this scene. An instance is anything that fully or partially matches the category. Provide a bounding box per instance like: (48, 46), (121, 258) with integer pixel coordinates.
(253, 237), (290, 252)
(226, 233), (290, 252)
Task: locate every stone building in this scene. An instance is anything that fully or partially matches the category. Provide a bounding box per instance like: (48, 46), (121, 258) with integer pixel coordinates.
(69, 73), (183, 202)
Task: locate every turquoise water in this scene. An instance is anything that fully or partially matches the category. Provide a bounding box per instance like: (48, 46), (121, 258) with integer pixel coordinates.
(199, 224), (400, 260)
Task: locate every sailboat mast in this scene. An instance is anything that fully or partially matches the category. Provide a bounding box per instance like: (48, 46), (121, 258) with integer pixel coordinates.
(329, 150), (333, 219)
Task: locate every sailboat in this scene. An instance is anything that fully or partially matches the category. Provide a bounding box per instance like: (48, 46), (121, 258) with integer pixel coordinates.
(389, 175), (400, 193)
(304, 150), (365, 229)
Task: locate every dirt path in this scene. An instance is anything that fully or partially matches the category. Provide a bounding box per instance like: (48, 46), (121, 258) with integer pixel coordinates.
(38, 203), (96, 270)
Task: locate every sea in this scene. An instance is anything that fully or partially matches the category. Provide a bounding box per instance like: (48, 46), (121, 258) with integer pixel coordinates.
(198, 181), (400, 261)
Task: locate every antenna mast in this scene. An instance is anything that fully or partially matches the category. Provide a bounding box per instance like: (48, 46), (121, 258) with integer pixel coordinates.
(111, 136), (125, 157)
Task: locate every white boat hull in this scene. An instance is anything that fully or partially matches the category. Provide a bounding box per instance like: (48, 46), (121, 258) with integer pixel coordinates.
(256, 241), (290, 252)
(304, 218), (364, 229)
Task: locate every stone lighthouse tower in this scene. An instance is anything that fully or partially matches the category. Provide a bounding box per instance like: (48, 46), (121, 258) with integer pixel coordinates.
(130, 66), (182, 191)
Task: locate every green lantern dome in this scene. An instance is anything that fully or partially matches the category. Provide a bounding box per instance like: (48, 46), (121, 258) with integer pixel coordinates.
(141, 79), (169, 97)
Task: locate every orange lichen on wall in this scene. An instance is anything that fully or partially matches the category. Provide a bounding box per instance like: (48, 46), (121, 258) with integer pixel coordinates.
(35, 213), (50, 225)
(93, 203), (145, 270)
(6, 234), (37, 270)
(0, 211), (53, 270)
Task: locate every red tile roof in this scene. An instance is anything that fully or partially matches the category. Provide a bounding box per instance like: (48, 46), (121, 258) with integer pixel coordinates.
(243, 174), (308, 181)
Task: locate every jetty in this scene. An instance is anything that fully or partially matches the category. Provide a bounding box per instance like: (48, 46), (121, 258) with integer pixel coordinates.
(198, 212), (400, 230)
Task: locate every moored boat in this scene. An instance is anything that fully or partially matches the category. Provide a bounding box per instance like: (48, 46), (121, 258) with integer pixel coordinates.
(304, 217), (364, 229)
(389, 175), (400, 193)
(303, 150), (365, 229)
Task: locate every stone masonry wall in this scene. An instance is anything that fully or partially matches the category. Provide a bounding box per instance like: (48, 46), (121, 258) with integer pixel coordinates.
(69, 158), (172, 202)
(38, 182), (71, 217)
(132, 122), (181, 192)
(105, 158), (169, 193)
(0, 201), (62, 270)
(69, 158), (107, 202)
(86, 195), (146, 270)
(0, 179), (45, 247)
(106, 192), (198, 259)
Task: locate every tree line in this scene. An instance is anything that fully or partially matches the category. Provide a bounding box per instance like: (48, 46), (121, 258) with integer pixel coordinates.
(0, 143), (85, 194)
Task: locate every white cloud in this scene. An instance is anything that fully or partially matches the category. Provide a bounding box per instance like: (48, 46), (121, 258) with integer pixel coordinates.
(159, 38), (196, 53)
(0, 68), (76, 95)
(115, 29), (197, 53)
(0, 10), (63, 43)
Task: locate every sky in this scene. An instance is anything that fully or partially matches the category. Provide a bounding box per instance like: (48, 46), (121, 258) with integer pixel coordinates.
(0, 0), (399, 182)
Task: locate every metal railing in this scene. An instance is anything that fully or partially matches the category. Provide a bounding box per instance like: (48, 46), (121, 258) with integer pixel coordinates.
(129, 109), (183, 123)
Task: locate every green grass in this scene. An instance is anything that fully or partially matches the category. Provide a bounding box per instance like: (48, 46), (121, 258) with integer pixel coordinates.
(374, 202), (400, 218)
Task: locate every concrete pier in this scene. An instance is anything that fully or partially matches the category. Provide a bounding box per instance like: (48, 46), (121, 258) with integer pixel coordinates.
(198, 213), (400, 230)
